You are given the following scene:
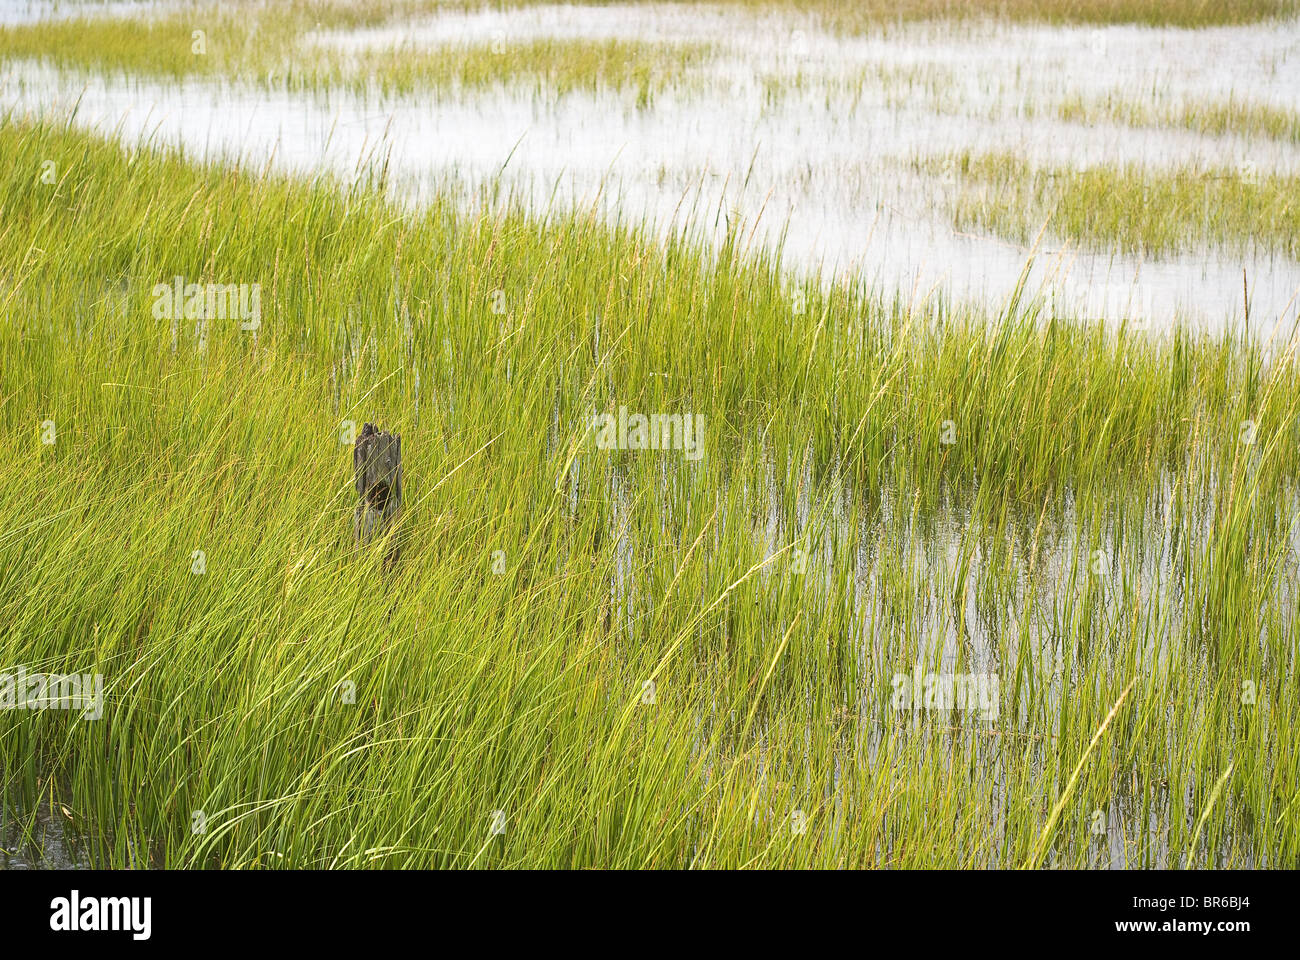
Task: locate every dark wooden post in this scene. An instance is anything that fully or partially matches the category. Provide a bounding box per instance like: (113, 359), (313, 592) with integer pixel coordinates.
(353, 423), (402, 556)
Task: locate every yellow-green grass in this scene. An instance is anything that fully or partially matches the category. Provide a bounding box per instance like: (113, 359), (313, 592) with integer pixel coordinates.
(0, 6), (713, 97)
(4, 0), (1297, 101)
(1058, 94), (1300, 144)
(738, 0), (1300, 31)
(1, 118), (1297, 868)
(46, 0), (1300, 27)
(923, 151), (1300, 258)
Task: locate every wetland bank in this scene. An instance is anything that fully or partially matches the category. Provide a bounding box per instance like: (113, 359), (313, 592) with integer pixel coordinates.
(0, 0), (1297, 869)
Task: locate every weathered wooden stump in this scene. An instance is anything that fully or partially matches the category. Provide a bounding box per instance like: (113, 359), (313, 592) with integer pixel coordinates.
(353, 423), (402, 558)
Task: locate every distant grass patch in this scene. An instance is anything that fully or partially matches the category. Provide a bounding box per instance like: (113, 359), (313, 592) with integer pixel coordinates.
(504, 0), (1300, 29)
(0, 7), (712, 97)
(320, 36), (712, 98)
(1058, 94), (1300, 144)
(3, 0), (1294, 93)
(924, 151), (1300, 258)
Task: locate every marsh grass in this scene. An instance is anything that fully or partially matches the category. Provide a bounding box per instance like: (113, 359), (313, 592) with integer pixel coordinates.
(43, 0), (1300, 25)
(1058, 93), (1300, 144)
(736, 0), (1300, 29)
(1, 118), (1297, 867)
(924, 151), (1300, 258)
(0, 6), (713, 97)
(330, 37), (713, 98)
(452, 0), (1300, 29)
(5, 0), (1297, 100)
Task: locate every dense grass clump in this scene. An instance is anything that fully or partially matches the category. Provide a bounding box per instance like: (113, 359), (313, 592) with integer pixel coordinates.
(1, 119), (1297, 868)
(925, 151), (1300, 258)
